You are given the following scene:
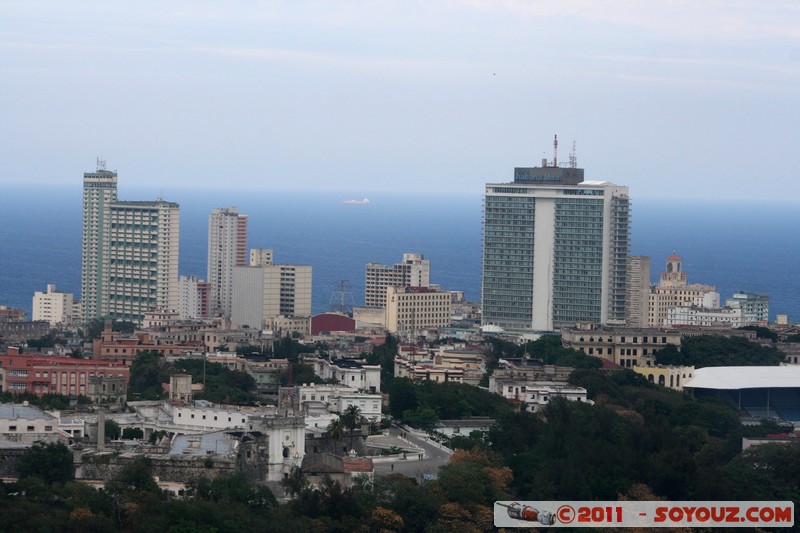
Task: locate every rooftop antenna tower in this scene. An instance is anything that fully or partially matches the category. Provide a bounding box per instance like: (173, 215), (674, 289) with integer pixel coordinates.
(96, 157), (106, 171)
(552, 134), (558, 167)
(569, 141), (577, 168)
(328, 280), (355, 315)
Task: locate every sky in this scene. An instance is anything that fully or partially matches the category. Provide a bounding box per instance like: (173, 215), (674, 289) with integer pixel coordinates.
(2, 1), (799, 200)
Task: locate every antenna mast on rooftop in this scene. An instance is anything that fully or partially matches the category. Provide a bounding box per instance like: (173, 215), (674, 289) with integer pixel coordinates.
(96, 157), (107, 171)
(569, 141), (577, 168)
(552, 134), (558, 167)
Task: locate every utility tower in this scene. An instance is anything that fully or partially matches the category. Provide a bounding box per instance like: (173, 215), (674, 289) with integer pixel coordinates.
(328, 280), (355, 315)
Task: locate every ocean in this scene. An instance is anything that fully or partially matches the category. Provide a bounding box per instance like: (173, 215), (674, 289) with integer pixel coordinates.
(1, 184), (798, 323)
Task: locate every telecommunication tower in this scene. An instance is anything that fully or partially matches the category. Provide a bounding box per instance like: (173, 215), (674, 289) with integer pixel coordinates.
(328, 280), (355, 315)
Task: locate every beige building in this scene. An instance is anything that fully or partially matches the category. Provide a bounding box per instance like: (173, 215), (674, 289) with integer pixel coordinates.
(32, 284), (74, 326)
(561, 323), (682, 368)
(385, 286), (451, 335)
(232, 263), (312, 329)
(249, 248), (273, 267)
(625, 256), (650, 328)
(266, 315), (311, 337)
(365, 252), (430, 309)
(648, 254), (716, 327)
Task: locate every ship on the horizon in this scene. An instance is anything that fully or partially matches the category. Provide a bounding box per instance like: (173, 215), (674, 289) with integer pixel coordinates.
(342, 198), (370, 205)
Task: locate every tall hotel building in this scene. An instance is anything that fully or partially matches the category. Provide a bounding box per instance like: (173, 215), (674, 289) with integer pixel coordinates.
(81, 164), (118, 321)
(81, 162), (180, 324)
(482, 159), (630, 331)
(207, 207), (248, 318)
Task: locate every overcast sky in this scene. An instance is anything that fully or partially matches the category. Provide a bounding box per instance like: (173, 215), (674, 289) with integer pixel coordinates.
(2, 1), (798, 199)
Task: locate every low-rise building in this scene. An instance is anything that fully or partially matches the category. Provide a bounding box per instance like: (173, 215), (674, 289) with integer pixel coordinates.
(632, 364), (695, 390)
(278, 383), (382, 422)
(561, 323), (682, 368)
(305, 357), (381, 393)
(665, 305), (744, 328)
(0, 403), (61, 446)
(301, 453), (374, 489)
(0, 347), (129, 402)
(727, 292), (769, 324)
(523, 383), (593, 412)
(394, 356), (465, 384)
(245, 359), (290, 395)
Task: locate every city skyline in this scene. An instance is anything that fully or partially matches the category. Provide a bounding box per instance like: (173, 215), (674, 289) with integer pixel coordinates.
(1, 2), (799, 200)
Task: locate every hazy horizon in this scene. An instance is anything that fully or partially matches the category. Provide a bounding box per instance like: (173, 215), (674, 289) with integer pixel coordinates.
(2, 1), (799, 201)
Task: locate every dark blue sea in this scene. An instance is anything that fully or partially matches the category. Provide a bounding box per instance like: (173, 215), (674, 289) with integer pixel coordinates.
(1, 184), (798, 323)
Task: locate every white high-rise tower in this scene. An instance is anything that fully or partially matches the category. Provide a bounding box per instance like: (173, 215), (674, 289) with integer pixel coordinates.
(207, 207), (248, 317)
(81, 160), (118, 321)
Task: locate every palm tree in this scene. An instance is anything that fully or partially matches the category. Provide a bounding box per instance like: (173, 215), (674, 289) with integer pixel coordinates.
(340, 405), (362, 452)
(326, 418), (345, 454)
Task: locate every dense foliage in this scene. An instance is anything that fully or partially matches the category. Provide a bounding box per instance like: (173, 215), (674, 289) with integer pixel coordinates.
(127, 351), (259, 404)
(17, 443), (74, 484)
(0, 391), (92, 409)
(82, 319), (137, 341)
(387, 378), (513, 429)
(654, 334), (785, 367)
(482, 335), (601, 386)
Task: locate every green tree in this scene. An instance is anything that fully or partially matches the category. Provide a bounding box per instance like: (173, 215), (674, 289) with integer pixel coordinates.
(128, 350), (169, 400)
(122, 427), (144, 440)
(104, 419), (121, 440)
(17, 442), (74, 484)
(326, 418), (346, 453)
(655, 335), (784, 367)
(340, 405), (363, 451)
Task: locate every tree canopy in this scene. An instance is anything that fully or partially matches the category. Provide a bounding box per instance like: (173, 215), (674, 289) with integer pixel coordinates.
(654, 335), (785, 367)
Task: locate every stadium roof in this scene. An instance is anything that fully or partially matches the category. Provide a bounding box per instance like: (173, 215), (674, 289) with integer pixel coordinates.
(683, 366), (800, 390)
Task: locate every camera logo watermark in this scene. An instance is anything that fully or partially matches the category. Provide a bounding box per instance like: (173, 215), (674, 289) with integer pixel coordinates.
(494, 501), (794, 528)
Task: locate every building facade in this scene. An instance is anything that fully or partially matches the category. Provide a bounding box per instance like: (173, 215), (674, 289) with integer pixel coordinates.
(482, 162), (630, 331)
(385, 286), (452, 335)
(81, 163), (119, 321)
(365, 253), (430, 309)
(106, 200), (180, 322)
(32, 284), (74, 326)
(625, 256), (651, 328)
(81, 162), (180, 324)
(304, 357), (381, 393)
(727, 292), (769, 324)
(665, 304), (744, 328)
(648, 254), (716, 327)
(207, 207), (248, 318)
(178, 275), (211, 320)
(263, 264), (312, 318)
(0, 347), (130, 400)
(231, 263), (312, 329)
(561, 324), (682, 368)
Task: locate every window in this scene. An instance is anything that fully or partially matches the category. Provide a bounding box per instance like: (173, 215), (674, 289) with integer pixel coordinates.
(45, 426), (53, 431)
(27, 426), (35, 432)
(9, 426), (16, 431)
